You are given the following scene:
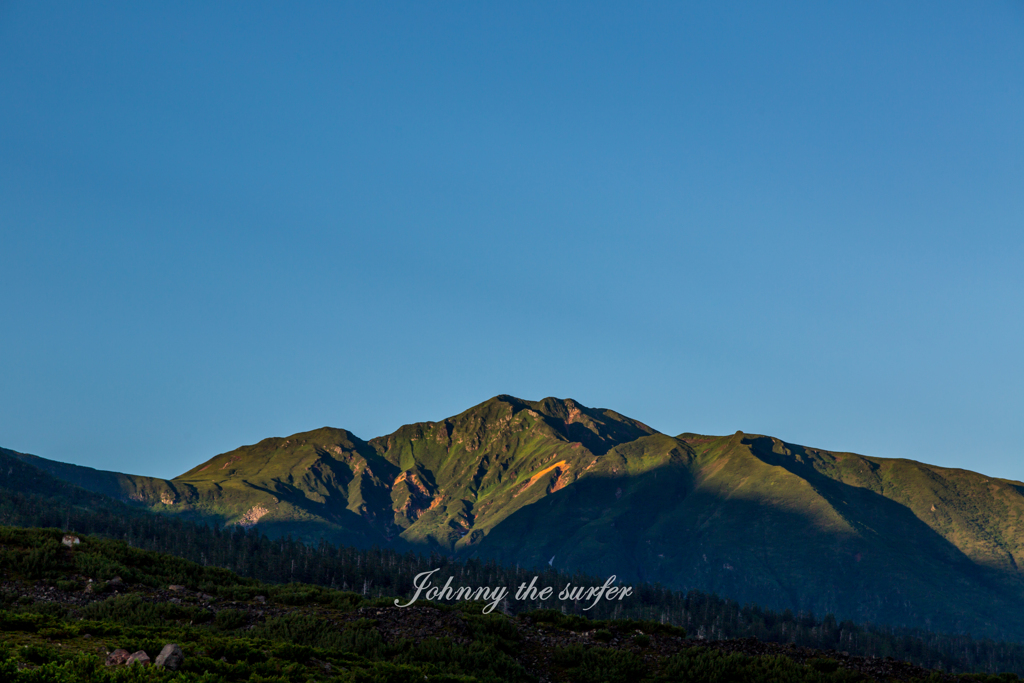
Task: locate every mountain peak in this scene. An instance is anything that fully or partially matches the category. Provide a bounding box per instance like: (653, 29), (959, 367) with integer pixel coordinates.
(174, 426), (368, 481)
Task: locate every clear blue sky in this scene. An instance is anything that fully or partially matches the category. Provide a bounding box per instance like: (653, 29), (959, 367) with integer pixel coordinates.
(2, 2), (1022, 481)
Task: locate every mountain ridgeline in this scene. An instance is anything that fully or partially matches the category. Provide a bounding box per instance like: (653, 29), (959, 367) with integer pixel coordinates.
(7, 395), (1024, 641)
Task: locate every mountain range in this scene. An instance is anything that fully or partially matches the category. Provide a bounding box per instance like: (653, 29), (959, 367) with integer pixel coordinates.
(5, 394), (1024, 640)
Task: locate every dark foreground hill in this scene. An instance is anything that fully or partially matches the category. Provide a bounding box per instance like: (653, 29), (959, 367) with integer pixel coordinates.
(1, 527), (1022, 683)
(7, 395), (1024, 641)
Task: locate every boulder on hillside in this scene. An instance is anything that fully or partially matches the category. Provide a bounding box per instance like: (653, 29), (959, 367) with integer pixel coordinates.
(155, 643), (184, 670)
(126, 650), (151, 666)
(105, 649), (130, 666)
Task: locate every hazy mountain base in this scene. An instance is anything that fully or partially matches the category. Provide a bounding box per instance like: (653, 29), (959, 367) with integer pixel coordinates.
(1, 527), (1021, 683)
(7, 395), (1024, 641)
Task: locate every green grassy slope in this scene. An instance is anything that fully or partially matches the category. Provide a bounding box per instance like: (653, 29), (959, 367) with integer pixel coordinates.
(172, 427), (402, 548)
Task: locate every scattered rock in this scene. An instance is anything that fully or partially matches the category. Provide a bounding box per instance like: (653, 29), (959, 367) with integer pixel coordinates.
(126, 650), (151, 666)
(154, 643), (184, 670)
(105, 649), (130, 666)
(108, 576), (125, 590)
(167, 585), (186, 592)
(61, 535), (80, 548)
(254, 595), (266, 603)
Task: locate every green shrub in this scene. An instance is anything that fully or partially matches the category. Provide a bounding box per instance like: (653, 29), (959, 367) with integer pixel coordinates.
(214, 585), (261, 602)
(270, 583), (323, 606)
(39, 625), (75, 640)
(202, 638), (266, 665)
(0, 610), (43, 632)
(20, 643), (60, 665)
(523, 608), (594, 632)
(391, 636), (531, 682)
(214, 608), (249, 631)
(662, 646), (864, 683)
(268, 641), (315, 663)
(811, 657), (840, 673)
(462, 612), (520, 650)
(554, 644), (648, 683)
(608, 617), (685, 638)
(249, 613), (364, 652)
(17, 601), (69, 618)
(328, 591), (364, 611)
(77, 594), (196, 627)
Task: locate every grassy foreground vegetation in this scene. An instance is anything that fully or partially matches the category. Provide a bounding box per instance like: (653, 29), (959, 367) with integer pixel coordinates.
(1, 527), (1023, 682)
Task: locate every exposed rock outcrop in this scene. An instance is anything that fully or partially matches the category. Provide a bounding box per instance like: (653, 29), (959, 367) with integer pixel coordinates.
(154, 643), (184, 670)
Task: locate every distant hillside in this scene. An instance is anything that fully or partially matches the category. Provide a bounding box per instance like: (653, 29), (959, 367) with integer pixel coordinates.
(8, 395), (1024, 641)
(4, 446), (180, 505)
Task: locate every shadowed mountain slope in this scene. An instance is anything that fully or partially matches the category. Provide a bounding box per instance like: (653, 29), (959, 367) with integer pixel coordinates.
(5, 447), (181, 507)
(472, 430), (1024, 638)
